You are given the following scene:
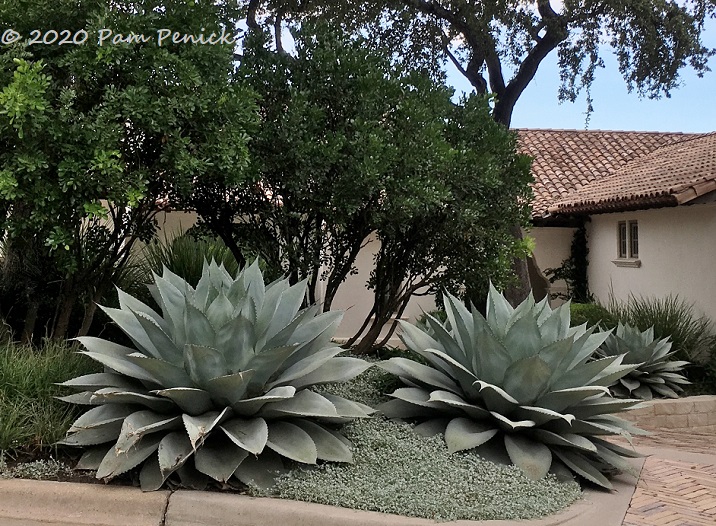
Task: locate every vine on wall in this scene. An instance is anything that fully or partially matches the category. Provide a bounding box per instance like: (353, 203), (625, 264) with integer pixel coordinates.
(544, 219), (593, 303)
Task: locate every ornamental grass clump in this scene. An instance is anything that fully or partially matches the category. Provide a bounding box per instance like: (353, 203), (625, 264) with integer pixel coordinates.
(378, 285), (645, 489)
(597, 323), (690, 400)
(58, 260), (373, 491)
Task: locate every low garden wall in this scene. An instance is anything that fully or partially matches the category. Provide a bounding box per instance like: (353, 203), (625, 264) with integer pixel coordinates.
(622, 395), (716, 433)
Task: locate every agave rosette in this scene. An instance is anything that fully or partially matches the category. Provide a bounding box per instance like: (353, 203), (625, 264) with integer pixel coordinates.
(378, 285), (645, 489)
(59, 260), (373, 490)
(597, 323), (690, 400)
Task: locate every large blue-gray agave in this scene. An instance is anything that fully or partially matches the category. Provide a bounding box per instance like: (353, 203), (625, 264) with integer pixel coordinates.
(378, 285), (645, 489)
(597, 323), (690, 400)
(59, 260), (373, 490)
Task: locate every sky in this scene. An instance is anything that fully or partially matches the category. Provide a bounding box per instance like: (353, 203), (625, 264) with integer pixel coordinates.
(445, 19), (716, 133)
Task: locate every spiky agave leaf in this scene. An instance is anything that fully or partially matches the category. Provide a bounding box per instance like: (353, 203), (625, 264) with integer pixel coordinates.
(597, 322), (690, 400)
(60, 259), (373, 490)
(378, 285), (645, 489)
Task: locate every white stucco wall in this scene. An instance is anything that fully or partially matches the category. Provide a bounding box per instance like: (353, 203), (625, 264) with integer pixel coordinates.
(530, 226), (577, 302)
(587, 203), (716, 321)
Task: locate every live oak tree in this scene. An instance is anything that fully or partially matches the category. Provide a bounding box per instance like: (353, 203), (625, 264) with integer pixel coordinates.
(242, 0), (716, 301)
(0, 0), (256, 341)
(252, 0), (715, 130)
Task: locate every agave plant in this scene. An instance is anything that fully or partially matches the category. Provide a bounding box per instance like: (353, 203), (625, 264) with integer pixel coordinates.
(596, 323), (690, 400)
(58, 260), (373, 491)
(378, 285), (645, 489)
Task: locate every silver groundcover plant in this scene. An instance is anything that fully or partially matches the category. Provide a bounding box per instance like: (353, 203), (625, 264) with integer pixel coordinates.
(59, 260), (373, 490)
(378, 285), (645, 489)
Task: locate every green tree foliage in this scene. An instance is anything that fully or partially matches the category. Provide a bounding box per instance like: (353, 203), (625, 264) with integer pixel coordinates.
(354, 95), (532, 352)
(192, 26), (414, 306)
(0, 0), (257, 341)
(190, 25), (531, 352)
(258, 0), (716, 126)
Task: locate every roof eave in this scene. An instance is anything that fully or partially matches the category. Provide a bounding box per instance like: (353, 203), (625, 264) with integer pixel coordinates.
(547, 195), (678, 215)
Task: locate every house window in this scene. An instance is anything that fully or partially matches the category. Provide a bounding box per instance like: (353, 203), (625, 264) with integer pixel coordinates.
(629, 221), (639, 258)
(616, 220), (639, 265)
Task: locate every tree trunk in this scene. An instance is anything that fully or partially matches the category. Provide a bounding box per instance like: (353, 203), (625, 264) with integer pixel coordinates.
(492, 103), (532, 306)
(307, 267), (318, 307)
(217, 229), (247, 270)
(77, 289), (103, 337)
(352, 270), (405, 354)
(21, 301), (39, 345)
(53, 284), (78, 340)
(372, 297), (410, 349)
(323, 234), (367, 312)
(343, 302), (377, 348)
(504, 225), (532, 306)
(351, 318), (385, 355)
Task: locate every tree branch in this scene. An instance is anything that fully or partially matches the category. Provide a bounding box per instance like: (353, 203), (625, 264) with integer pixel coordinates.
(405, 0), (474, 43)
(274, 7), (286, 55)
(465, 50), (488, 94)
(444, 43), (466, 77)
(439, 30), (488, 94)
(493, 9), (568, 125)
(405, 0), (490, 93)
(485, 49), (505, 95)
(247, 0), (261, 30)
(537, 0), (560, 20)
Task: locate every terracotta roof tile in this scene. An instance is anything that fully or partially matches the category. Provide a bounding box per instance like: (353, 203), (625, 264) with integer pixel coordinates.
(548, 132), (716, 214)
(517, 129), (701, 217)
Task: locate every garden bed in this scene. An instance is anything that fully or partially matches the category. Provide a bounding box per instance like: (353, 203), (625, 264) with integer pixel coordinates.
(1, 364), (583, 523)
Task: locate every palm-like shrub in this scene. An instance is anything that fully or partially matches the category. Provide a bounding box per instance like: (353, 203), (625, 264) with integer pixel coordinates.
(597, 323), (689, 400)
(378, 286), (644, 489)
(58, 261), (373, 491)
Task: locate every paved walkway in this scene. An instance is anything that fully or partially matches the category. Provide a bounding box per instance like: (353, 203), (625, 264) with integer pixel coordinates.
(621, 431), (716, 526)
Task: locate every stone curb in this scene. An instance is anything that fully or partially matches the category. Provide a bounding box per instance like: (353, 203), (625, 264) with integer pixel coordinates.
(638, 446), (716, 465)
(0, 460), (644, 526)
(0, 478), (170, 525)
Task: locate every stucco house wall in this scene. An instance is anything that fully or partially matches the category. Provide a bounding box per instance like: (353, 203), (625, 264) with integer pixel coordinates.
(153, 130), (716, 340)
(151, 212), (573, 343)
(587, 203), (716, 320)
(154, 210), (198, 240)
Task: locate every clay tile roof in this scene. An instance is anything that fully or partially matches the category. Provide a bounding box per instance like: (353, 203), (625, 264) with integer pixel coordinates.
(516, 129), (702, 218)
(548, 132), (716, 215)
